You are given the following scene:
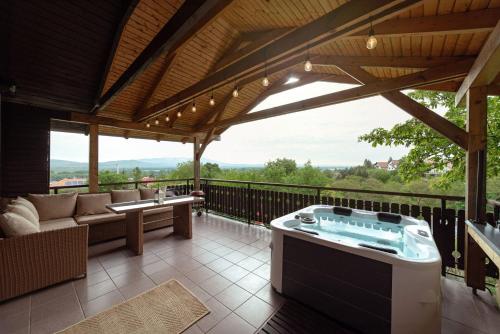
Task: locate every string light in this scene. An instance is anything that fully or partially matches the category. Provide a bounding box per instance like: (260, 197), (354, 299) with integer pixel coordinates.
(304, 45), (312, 72)
(154, 119), (159, 125)
(262, 62), (269, 86)
(191, 99), (197, 112)
(165, 115), (170, 122)
(146, 122), (150, 128)
(366, 21), (377, 50)
(177, 109), (182, 118)
(232, 86), (239, 97)
(209, 91), (215, 106)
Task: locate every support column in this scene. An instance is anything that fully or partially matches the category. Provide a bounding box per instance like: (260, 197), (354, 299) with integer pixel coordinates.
(193, 136), (201, 191)
(89, 124), (99, 193)
(464, 86), (488, 291)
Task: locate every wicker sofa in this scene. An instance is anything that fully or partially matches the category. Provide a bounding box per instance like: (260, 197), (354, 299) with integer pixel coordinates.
(0, 188), (173, 302)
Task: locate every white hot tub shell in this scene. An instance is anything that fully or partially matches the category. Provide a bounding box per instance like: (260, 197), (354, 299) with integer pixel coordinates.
(271, 205), (442, 334)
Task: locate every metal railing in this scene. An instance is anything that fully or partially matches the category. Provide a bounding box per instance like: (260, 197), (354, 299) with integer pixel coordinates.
(49, 177), (498, 279)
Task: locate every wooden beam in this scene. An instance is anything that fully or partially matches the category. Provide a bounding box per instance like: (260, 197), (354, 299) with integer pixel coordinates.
(464, 86), (488, 291)
(168, 105), (189, 128)
(201, 59), (472, 130)
(88, 124), (99, 193)
(455, 21), (500, 106)
(214, 28), (292, 71)
(314, 55), (474, 69)
(96, 0), (233, 111)
(139, 53), (177, 110)
(194, 92), (233, 130)
(94, 0), (139, 108)
(69, 113), (200, 137)
(351, 7), (500, 38)
(338, 65), (469, 149)
(135, 0), (422, 121)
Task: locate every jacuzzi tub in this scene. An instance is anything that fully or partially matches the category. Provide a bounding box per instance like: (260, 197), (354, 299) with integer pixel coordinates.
(270, 205), (441, 334)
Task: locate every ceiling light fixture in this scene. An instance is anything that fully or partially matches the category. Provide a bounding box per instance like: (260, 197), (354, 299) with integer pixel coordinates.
(209, 91), (215, 106)
(177, 109), (182, 118)
(154, 119), (159, 125)
(232, 86), (239, 97)
(146, 122), (151, 128)
(366, 21), (378, 50)
(165, 115), (170, 122)
(191, 99), (197, 112)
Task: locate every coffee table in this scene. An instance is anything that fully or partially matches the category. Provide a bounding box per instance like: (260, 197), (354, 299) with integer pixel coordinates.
(107, 195), (204, 255)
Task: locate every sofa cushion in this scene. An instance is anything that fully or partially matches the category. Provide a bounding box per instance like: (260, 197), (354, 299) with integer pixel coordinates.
(12, 196), (39, 220)
(0, 212), (40, 237)
(27, 193), (78, 221)
(139, 188), (155, 200)
(7, 204), (39, 229)
(75, 212), (125, 226)
(111, 190), (140, 203)
(77, 193), (111, 216)
(39, 217), (78, 232)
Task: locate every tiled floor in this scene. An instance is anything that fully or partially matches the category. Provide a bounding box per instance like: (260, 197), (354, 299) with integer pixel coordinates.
(0, 214), (498, 334)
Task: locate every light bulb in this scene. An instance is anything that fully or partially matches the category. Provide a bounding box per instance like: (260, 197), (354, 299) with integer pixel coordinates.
(177, 110), (182, 118)
(146, 122), (150, 128)
(232, 87), (239, 97)
(366, 30), (377, 50)
(304, 59), (312, 72)
(154, 119), (159, 125)
(191, 102), (196, 112)
(209, 95), (215, 106)
(165, 115), (170, 122)
(262, 76), (269, 87)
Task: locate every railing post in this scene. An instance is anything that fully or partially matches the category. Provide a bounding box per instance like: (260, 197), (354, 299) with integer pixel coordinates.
(54, 187), (58, 194)
(205, 179), (209, 215)
(135, 182), (138, 189)
(247, 182), (251, 225)
(186, 179), (190, 194)
(316, 188), (321, 204)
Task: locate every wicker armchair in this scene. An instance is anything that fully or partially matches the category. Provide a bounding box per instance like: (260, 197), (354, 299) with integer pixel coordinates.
(0, 224), (88, 302)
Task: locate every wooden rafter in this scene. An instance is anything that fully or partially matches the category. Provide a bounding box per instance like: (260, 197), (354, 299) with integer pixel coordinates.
(167, 105), (189, 128)
(194, 92), (233, 130)
(337, 65), (468, 149)
(135, 0), (422, 122)
(455, 20), (500, 106)
(314, 55), (474, 69)
(94, 0), (139, 109)
(350, 7), (500, 39)
(68, 113), (201, 138)
(198, 95), (232, 157)
(96, 0), (234, 111)
(201, 59), (472, 131)
(138, 53), (177, 111)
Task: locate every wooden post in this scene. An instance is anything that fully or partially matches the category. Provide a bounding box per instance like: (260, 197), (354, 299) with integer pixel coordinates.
(464, 86), (488, 291)
(88, 124), (99, 193)
(193, 136), (201, 191)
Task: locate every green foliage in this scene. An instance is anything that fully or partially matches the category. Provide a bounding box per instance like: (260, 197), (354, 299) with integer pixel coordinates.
(98, 170), (129, 191)
(132, 167), (142, 181)
(168, 161), (194, 179)
(202, 163), (222, 178)
(358, 91), (500, 189)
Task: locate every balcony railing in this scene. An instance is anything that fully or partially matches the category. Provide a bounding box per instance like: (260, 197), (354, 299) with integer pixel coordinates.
(50, 177), (499, 280)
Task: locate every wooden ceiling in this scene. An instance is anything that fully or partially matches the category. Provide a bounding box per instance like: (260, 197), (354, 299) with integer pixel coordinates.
(3, 0), (500, 143)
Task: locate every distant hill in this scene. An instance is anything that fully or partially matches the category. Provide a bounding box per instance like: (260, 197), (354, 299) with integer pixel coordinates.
(50, 158), (264, 171)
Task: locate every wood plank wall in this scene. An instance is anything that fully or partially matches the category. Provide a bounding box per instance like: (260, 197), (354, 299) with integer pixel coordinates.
(1, 103), (67, 197)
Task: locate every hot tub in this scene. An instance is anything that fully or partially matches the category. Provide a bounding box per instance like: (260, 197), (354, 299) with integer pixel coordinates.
(270, 205), (441, 334)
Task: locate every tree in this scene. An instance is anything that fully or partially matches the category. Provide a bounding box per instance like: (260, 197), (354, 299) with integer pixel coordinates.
(169, 161), (194, 179)
(363, 159), (373, 168)
(132, 167), (142, 181)
(359, 91), (500, 188)
(202, 163), (221, 178)
(99, 170), (128, 191)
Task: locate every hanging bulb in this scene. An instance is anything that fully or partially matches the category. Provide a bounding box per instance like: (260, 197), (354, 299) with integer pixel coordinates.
(366, 22), (377, 50)
(177, 110), (182, 118)
(146, 122), (151, 128)
(209, 93), (215, 106)
(154, 119), (159, 125)
(262, 76), (269, 87)
(304, 59), (313, 72)
(165, 115), (170, 122)
(191, 100), (197, 112)
(232, 86), (239, 97)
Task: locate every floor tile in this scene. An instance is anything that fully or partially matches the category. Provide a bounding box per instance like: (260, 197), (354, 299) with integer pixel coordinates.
(253, 263), (271, 280)
(141, 260), (171, 275)
(75, 279), (117, 303)
(199, 274), (233, 296)
(223, 250), (248, 264)
(238, 257), (264, 271)
(215, 284), (252, 310)
(0, 295), (30, 317)
(206, 258), (233, 273)
(196, 298), (231, 332)
(194, 252), (220, 265)
(147, 266), (182, 285)
(0, 310), (30, 334)
(112, 270), (149, 288)
(220, 265), (250, 283)
(31, 281), (75, 307)
(186, 265), (217, 284)
(255, 283), (285, 308)
(236, 273), (268, 294)
(207, 312), (255, 334)
(234, 296), (275, 328)
(211, 246), (233, 257)
(30, 293), (84, 334)
(81, 290), (124, 317)
(118, 276), (155, 300)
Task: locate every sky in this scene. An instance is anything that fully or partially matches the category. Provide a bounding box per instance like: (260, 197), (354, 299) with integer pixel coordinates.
(51, 81), (417, 166)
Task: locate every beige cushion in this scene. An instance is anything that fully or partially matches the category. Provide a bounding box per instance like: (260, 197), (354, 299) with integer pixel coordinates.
(12, 196), (39, 220)
(0, 212), (40, 237)
(139, 188), (156, 200)
(77, 193), (111, 216)
(7, 204), (40, 229)
(75, 212), (125, 225)
(27, 193), (78, 221)
(40, 217), (78, 232)
(111, 190), (140, 203)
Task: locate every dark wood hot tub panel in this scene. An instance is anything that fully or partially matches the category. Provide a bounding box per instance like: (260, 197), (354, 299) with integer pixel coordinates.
(282, 235), (392, 334)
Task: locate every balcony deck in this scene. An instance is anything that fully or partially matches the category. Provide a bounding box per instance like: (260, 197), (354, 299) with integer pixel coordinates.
(0, 213), (498, 334)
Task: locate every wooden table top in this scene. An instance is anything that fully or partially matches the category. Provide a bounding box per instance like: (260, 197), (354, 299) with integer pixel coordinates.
(106, 195), (204, 214)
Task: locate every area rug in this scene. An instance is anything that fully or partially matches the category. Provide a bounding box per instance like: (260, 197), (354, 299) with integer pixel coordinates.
(58, 279), (209, 334)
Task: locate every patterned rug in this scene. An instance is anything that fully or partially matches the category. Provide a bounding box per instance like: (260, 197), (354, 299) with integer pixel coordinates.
(58, 279), (209, 334)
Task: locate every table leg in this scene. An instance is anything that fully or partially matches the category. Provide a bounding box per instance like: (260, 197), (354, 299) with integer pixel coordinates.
(173, 203), (192, 238)
(125, 211), (144, 255)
